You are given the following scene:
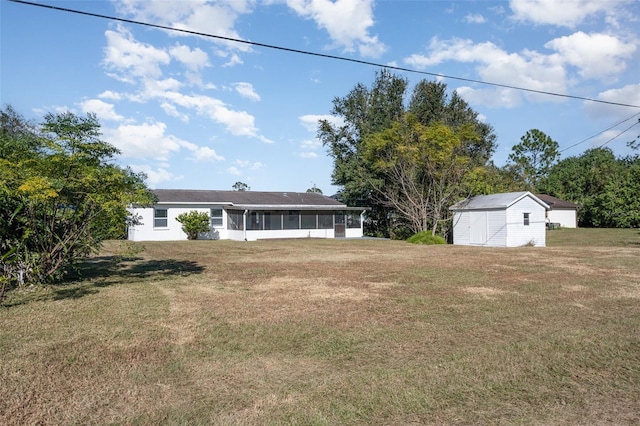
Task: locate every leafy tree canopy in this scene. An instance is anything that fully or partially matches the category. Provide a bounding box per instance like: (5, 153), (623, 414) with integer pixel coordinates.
(507, 129), (560, 191)
(232, 181), (250, 191)
(318, 70), (496, 237)
(0, 106), (155, 302)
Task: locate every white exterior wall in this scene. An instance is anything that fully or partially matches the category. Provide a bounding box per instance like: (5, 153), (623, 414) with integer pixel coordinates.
(128, 206), (364, 241)
(505, 197), (546, 247)
(453, 209), (508, 246)
(547, 209), (577, 228)
(485, 209), (508, 246)
(128, 205), (229, 241)
(452, 211), (470, 246)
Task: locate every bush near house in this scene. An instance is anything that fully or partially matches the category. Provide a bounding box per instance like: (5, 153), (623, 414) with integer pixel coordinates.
(176, 211), (211, 240)
(406, 231), (447, 245)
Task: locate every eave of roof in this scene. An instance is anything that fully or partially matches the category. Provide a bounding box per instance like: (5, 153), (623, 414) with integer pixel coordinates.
(449, 191), (549, 211)
(149, 189), (366, 209)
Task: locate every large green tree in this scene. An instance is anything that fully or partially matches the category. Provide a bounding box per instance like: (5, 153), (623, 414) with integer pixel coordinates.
(0, 107), (154, 301)
(319, 71), (496, 237)
(363, 114), (481, 236)
(507, 129), (560, 191)
(540, 147), (640, 227)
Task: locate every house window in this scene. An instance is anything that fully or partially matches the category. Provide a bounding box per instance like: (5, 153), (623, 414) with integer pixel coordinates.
(284, 210), (300, 230)
(227, 210), (244, 230)
(523, 213), (530, 226)
(248, 211), (262, 230)
(318, 212), (333, 229)
(347, 212), (361, 228)
(264, 211), (282, 230)
(154, 208), (168, 228)
(301, 211), (317, 229)
(210, 208), (223, 227)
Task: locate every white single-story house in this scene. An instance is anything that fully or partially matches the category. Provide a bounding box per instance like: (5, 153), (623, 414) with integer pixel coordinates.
(128, 189), (367, 242)
(535, 194), (579, 228)
(449, 192), (549, 247)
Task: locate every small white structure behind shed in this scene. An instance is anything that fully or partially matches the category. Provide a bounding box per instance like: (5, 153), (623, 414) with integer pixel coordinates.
(449, 192), (549, 247)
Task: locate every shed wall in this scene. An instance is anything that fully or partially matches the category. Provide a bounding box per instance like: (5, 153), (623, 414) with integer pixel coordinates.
(505, 197), (546, 247)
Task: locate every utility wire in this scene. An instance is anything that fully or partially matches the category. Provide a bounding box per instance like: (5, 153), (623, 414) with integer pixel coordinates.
(8, 0), (640, 110)
(597, 119), (640, 149)
(560, 112), (640, 152)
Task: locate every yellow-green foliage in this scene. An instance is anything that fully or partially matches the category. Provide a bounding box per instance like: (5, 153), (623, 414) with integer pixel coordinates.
(406, 231), (447, 245)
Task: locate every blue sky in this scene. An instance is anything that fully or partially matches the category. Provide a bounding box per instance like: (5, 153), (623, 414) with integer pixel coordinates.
(2, 0), (639, 194)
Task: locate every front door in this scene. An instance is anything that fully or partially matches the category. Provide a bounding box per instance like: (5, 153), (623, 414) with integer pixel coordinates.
(334, 212), (345, 238)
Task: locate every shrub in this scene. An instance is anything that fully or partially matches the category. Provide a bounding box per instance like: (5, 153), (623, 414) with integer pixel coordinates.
(176, 211), (211, 240)
(406, 231), (447, 245)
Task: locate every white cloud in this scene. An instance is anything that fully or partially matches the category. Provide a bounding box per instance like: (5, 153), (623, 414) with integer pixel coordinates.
(227, 166), (241, 175)
(169, 44), (210, 71)
(233, 82), (261, 101)
(404, 37), (568, 106)
(584, 83), (640, 119)
(79, 99), (124, 122)
(129, 163), (183, 188)
(299, 114), (343, 132)
(545, 32), (636, 80)
(103, 26), (170, 82)
(464, 14), (486, 24)
(509, 0), (623, 28)
(114, 0), (254, 53)
(105, 121), (186, 161)
(98, 90), (122, 101)
(286, 0), (387, 57)
(188, 145), (225, 162)
(299, 151), (318, 158)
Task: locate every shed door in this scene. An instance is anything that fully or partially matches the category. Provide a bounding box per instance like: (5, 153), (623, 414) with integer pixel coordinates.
(469, 211), (488, 245)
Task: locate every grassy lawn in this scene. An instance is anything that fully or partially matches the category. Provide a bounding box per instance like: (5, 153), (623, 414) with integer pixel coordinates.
(1, 228), (639, 424)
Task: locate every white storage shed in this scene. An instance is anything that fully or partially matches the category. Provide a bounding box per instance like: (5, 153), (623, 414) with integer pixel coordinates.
(449, 192), (549, 247)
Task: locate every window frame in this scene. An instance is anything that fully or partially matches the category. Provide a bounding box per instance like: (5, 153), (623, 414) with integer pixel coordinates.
(154, 208), (168, 228)
(210, 208), (223, 227)
(523, 212), (530, 226)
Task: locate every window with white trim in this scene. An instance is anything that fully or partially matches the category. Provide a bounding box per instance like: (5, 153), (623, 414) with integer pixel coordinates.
(154, 208), (168, 228)
(523, 212), (530, 226)
(211, 208), (223, 227)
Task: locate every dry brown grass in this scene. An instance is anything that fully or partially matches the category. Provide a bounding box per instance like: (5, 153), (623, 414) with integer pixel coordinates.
(1, 229), (639, 424)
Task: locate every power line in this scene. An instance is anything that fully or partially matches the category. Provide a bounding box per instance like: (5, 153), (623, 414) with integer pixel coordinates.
(597, 118), (640, 149)
(560, 112), (640, 153)
(9, 0), (640, 110)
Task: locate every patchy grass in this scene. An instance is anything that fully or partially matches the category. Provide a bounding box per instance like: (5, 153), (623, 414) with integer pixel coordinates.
(1, 230), (639, 424)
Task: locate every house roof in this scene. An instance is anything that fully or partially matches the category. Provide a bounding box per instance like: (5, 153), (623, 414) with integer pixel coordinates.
(151, 189), (365, 210)
(449, 191), (549, 211)
(535, 194), (580, 210)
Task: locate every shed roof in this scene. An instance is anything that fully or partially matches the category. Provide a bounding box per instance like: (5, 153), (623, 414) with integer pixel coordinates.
(151, 189), (364, 210)
(449, 191), (549, 211)
(535, 194), (580, 210)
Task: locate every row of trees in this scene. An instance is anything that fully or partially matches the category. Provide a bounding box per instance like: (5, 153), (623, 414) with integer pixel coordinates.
(320, 70), (639, 237)
(0, 106), (155, 301)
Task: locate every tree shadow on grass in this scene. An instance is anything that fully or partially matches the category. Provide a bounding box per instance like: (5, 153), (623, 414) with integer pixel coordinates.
(3, 256), (205, 307)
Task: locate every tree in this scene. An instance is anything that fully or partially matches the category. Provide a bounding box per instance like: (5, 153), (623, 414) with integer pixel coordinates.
(363, 114), (480, 236)
(0, 107), (154, 302)
(232, 181), (250, 191)
(507, 129), (560, 191)
(540, 148), (640, 227)
(176, 211), (211, 240)
(306, 185), (323, 194)
(319, 71), (496, 237)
